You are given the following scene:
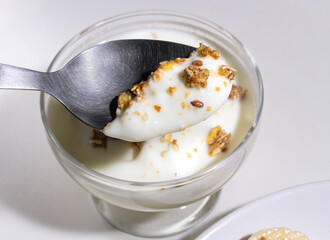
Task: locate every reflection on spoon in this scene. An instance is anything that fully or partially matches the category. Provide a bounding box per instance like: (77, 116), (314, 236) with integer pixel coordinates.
(0, 40), (195, 129)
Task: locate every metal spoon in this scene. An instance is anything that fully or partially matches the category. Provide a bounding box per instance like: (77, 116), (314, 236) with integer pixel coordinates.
(0, 40), (195, 129)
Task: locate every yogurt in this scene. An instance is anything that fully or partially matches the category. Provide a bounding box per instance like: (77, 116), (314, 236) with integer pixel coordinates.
(47, 29), (255, 182)
(103, 44), (234, 141)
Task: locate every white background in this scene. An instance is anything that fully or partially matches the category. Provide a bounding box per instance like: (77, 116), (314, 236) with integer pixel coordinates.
(0, 1), (329, 239)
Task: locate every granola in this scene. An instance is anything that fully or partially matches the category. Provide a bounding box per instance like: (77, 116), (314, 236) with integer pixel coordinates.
(229, 84), (247, 100)
(183, 66), (209, 88)
(207, 125), (231, 156)
(198, 43), (220, 60)
(117, 91), (133, 110)
(131, 80), (147, 96)
(90, 129), (107, 148)
(218, 65), (236, 81)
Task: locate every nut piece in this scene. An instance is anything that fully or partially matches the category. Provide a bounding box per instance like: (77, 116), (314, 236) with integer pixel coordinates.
(117, 91), (132, 110)
(218, 65), (237, 81)
(190, 100), (204, 108)
(208, 125), (231, 156)
(229, 84), (247, 100)
(90, 129), (107, 148)
(131, 80), (147, 96)
(198, 43), (220, 60)
(183, 66), (209, 88)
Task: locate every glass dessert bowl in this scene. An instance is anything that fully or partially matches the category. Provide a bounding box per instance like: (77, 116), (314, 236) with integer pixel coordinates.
(40, 10), (263, 237)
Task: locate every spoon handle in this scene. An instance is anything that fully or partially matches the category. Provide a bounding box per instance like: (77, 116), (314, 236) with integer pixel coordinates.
(0, 63), (53, 92)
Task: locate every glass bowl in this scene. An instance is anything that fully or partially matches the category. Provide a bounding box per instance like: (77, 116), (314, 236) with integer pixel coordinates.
(40, 10), (263, 238)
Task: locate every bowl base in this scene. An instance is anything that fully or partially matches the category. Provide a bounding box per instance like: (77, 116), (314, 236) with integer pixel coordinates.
(92, 191), (220, 238)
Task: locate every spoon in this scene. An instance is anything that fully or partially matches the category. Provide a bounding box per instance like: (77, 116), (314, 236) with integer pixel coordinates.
(0, 40), (195, 129)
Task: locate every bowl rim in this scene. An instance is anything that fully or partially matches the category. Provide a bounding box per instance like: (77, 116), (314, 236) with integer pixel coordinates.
(40, 9), (264, 188)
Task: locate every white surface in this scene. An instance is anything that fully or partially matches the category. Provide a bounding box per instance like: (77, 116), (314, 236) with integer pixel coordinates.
(197, 180), (330, 240)
(0, 1), (329, 240)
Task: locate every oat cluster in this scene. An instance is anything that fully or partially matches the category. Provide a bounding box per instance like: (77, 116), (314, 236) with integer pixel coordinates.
(117, 91), (133, 110)
(183, 43), (224, 88)
(207, 125), (231, 156)
(90, 129), (107, 148)
(131, 80), (147, 96)
(198, 43), (220, 59)
(229, 84), (247, 100)
(153, 68), (164, 81)
(117, 80), (148, 111)
(183, 66), (209, 88)
(218, 65), (237, 81)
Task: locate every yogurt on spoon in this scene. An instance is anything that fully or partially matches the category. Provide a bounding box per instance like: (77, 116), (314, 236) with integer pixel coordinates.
(103, 44), (236, 142)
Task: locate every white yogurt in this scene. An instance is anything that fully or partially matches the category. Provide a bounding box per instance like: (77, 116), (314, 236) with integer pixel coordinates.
(103, 46), (233, 141)
(47, 29), (255, 182)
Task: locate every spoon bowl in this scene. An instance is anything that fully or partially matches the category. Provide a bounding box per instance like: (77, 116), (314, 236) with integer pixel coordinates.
(0, 40), (195, 129)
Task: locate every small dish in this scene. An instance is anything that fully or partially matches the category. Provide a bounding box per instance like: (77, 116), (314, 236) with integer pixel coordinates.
(40, 10), (263, 237)
(197, 180), (330, 240)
